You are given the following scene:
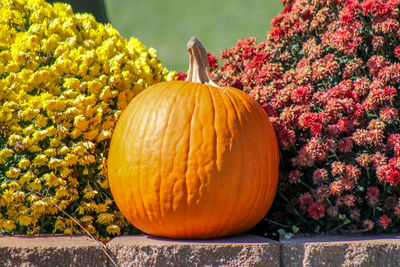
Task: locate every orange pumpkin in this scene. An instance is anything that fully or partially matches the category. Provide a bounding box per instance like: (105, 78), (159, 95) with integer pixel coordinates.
(108, 37), (279, 239)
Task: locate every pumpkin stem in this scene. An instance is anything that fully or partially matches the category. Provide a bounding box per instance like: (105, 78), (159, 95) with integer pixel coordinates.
(185, 37), (218, 87)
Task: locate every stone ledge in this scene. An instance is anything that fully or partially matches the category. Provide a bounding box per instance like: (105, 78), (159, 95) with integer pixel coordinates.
(1, 234), (400, 267)
(280, 234), (400, 267)
(0, 234), (108, 267)
(106, 234), (280, 267)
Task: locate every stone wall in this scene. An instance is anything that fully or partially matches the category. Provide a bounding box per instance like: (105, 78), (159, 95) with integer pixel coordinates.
(1, 234), (399, 266)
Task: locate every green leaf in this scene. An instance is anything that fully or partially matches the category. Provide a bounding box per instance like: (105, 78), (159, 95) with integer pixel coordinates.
(284, 233), (294, 239)
(278, 228), (286, 236)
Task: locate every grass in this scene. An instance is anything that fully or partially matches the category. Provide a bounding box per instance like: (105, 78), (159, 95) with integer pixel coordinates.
(104, 0), (283, 71)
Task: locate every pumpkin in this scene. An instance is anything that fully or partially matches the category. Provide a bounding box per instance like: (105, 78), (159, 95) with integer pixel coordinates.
(108, 37), (279, 239)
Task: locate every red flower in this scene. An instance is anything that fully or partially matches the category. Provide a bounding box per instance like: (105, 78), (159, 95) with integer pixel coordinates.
(331, 161), (346, 176)
(372, 152), (387, 169)
(330, 180), (344, 196)
(207, 52), (219, 69)
(271, 27), (285, 40)
(308, 201), (325, 220)
(395, 46), (400, 59)
(387, 133), (400, 150)
(367, 56), (389, 77)
(379, 214), (392, 228)
(386, 169), (400, 186)
(341, 177), (356, 191)
(276, 125), (296, 150)
(367, 186), (380, 198)
(292, 86), (311, 103)
(283, 3), (293, 13)
(214, 0), (400, 234)
(176, 72), (187, 81)
(338, 137), (354, 153)
(380, 107), (398, 122)
(299, 112), (319, 129)
(356, 153), (371, 167)
(313, 168), (329, 185)
(288, 169), (303, 184)
(343, 194), (356, 207)
(363, 219), (374, 231)
(340, 13), (354, 26)
(246, 52), (270, 70)
(345, 164), (361, 180)
(310, 123), (323, 136)
(299, 192), (313, 211)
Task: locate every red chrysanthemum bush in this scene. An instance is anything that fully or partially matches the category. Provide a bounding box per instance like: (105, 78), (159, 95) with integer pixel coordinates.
(209, 0), (400, 237)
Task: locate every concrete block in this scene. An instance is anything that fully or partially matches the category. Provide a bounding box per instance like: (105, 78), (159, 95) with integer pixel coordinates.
(280, 234), (400, 267)
(0, 235), (108, 267)
(106, 234), (280, 267)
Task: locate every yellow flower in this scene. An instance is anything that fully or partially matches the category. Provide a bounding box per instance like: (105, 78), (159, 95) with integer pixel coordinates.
(0, 0), (173, 239)
(28, 178), (42, 191)
(64, 153), (78, 166)
(0, 219), (16, 231)
(19, 170), (36, 184)
(28, 144), (42, 153)
(18, 158), (31, 169)
(46, 125), (57, 136)
(6, 167), (20, 178)
(7, 134), (23, 147)
(54, 218), (66, 231)
(27, 193), (40, 203)
(73, 115), (89, 131)
(96, 213), (114, 225)
(83, 129), (98, 140)
(0, 148), (14, 163)
(43, 148), (57, 157)
(23, 125), (35, 135)
(8, 181), (22, 191)
(71, 128), (82, 139)
(49, 137), (62, 148)
(64, 228), (73, 235)
(106, 224), (120, 235)
(87, 80), (102, 95)
(48, 157), (65, 169)
(59, 167), (72, 178)
(83, 190), (98, 200)
(97, 178), (109, 189)
(32, 154), (48, 166)
(79, 154), (96, 165)
(55, 186), (69, 198)
(57, 145), (70, 155)
(31, 200), (47, 214)
(18, 215), (33, 227)
(6, 63), (20, 73)
(32, 130), (47, 143)
(100, 120), (114, 130)
(96, 130), (112, 142)
(79, 215), (94, 224)
(94, 202), (110, 213)
(2, 189), (16, 204)
(76, 205), (85, 215)
(44, 172), (61, 187)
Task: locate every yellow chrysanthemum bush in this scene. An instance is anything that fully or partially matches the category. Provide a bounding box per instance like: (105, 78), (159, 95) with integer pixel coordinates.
(0, 0), (174, 241)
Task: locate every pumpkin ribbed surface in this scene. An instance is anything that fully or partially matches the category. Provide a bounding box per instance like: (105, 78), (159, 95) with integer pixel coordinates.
(108, 79), (279, 239)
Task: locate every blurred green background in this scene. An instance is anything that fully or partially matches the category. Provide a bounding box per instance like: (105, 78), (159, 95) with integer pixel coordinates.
(104, 0), (283, 71)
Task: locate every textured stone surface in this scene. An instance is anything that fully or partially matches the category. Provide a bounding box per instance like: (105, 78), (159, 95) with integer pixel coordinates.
(3, 233), (399, 266)
(0, 235), (108, 267)
(280, 234), (400, 267)
(106, 234), (280, 267)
